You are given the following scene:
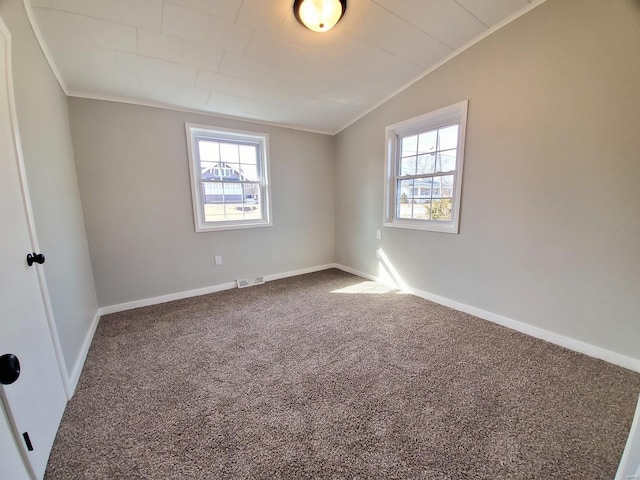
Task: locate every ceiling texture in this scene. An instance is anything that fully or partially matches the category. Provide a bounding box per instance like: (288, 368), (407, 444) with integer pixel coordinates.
(27, 0), (538, 134)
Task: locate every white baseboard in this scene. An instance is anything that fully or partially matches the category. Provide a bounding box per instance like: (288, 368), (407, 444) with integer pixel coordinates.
(335, 263), (378, 282)
(100, 263), (339, 316)
(99, 281), (238, 315)
(68, 310), (101, 397)
(263, 263), (338, 282)
(333, 264), (640, 373)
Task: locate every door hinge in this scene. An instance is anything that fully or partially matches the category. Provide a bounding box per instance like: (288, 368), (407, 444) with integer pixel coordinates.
(22, 432), (34, 451)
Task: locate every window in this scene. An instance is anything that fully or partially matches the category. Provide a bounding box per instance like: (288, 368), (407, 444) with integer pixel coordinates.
(186, 124), (271, 232)
(384, 101), (468, 234)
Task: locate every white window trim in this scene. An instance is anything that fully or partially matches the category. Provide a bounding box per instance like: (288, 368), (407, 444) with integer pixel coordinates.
(185, 123), (272, 232)
(383, 100), (468, 234)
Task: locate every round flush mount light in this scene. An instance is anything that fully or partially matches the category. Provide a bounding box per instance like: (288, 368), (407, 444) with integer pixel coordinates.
(293, 0), (347, 33)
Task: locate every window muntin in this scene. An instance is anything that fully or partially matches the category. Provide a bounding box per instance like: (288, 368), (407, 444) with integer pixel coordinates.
(396, 126), (457, 222)
(186, 124), (271, 232)
(384, 101), (468, 233)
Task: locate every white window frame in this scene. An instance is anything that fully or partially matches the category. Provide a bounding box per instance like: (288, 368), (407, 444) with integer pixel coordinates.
(383, 100), (468, 234)
(185, 123), (272, 232)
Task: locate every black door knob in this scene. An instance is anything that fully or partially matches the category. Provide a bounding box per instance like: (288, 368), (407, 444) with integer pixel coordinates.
(26, 253), (45, 266)
(0, 354), (20, 385)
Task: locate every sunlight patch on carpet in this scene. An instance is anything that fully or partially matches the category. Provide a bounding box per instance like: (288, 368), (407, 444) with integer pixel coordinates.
(331, 281), (397, 294)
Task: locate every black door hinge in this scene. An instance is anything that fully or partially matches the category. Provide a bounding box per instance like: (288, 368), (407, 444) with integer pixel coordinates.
(23, 432), (34, 451)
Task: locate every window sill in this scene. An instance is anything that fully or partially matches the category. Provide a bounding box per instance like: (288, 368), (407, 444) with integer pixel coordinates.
(383, 220), (459, 234)
(195, 220), (272, 233)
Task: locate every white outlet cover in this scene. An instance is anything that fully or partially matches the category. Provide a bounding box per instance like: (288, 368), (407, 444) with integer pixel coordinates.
(376, 229), (382, 240)
(214, 255), (222, 265)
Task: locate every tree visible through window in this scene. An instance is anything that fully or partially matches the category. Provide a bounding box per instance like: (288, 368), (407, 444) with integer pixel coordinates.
(384, 101), (468, 233)
(186, 124), (271, 232)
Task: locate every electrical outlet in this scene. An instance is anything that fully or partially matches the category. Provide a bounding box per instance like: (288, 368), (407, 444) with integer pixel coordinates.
(214, 255), (222, 266)
(376, 248), (381, 260)
(376, 229), (381, 240)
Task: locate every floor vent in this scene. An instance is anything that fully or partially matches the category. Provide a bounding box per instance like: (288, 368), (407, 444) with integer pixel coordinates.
(237, 276), (265, 289)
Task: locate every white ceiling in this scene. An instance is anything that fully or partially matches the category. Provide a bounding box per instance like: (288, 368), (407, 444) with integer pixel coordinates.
(27, 0), (536, 134)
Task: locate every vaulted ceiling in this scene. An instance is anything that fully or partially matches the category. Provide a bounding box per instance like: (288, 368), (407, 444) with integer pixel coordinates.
(27, 0), (538, 133)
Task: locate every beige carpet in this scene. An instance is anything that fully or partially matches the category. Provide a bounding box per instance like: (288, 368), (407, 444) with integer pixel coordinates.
(45, 269), (640, 479)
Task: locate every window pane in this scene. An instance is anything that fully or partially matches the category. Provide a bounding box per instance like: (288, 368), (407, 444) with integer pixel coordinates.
(398, 179), (413, 200)
(440, 175), (455, 198)
(203, 182), (225, 222)
(414, 178), (432, 198)
(241, 184), (261, 219)
(400, 156), (416, 176)
(418, 130), (437, 154)
(199, 142), (220, 180)
(430, 175), (453, 199)
(241, 207), (261, 220)
(416, 154), (436, 174)
(243, 182), (260, 203)
(397, 203), (413, 219)
(202, 182), (222, 195)
(414, 200), (431, 220)
(401, 135), (418, 158)
(203, 204), (226, 222)
(239, 164), (258, 182)
(224, 203), (245, 220)
(437, 150), (456, 172)
(198, 141), (220, 162)
(223, 183), (242, 195)
(239, 144), (257, 165)
(430, 198), (452, 221)
(440, 174), (454, 191)
(219, 142), (239, 163)
(202, 182), (223, 204)
(397, 179), (413, 219)
(438, 125), (459, 151)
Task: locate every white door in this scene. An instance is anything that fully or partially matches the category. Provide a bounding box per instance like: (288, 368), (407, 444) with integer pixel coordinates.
(1, 404), (29, 479)
(0, 17), (67, 480)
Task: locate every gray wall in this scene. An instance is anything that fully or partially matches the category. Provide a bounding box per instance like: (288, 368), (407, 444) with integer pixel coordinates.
(335, 0), (640, 360)
(0, 0), (98, 375)
(68, 99), (336, 307)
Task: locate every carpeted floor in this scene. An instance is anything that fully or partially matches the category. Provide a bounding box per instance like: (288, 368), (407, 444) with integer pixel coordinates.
(45, 269), (640, 479)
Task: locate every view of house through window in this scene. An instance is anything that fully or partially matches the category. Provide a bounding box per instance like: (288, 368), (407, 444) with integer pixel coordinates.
(397, 124), (458, 222)
(186, 125), (271, 232)
(198, 140), (261, 222)
(384, 101), (468, 234)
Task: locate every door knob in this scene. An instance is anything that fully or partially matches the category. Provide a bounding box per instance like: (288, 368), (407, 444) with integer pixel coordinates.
(0, 354), (20, 385)
(26, 253), (45, 266)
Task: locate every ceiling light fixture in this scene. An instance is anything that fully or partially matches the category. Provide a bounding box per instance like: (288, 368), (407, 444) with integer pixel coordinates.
(293, 0), (347, 33)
